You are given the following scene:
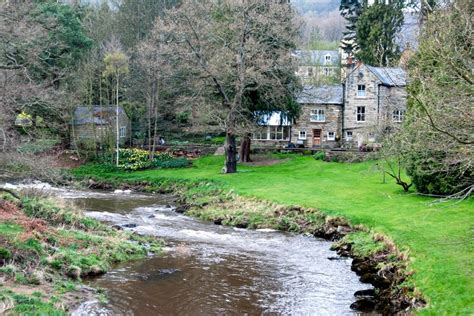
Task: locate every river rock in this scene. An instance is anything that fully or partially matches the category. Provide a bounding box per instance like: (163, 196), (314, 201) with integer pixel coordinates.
(175, 204), (189, 214)
(360, 273), (377, 284)
(235, 221), (248, 229)
(350, 298), (376, 312)
(158, 268), (180, 275)
(327, 256), (345, 261)
(354, 289), (376, 298)
(122, 223), (138, 228)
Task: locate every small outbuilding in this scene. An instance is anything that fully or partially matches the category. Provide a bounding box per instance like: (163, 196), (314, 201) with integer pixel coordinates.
(71, 106), (130, 146)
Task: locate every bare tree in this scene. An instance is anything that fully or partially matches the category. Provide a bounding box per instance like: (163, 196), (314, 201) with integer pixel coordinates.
(148, 0), (299, 173)
(103, 37), (129, 167)
(403, 0), (473, 198)
(300, 10), (346, 44)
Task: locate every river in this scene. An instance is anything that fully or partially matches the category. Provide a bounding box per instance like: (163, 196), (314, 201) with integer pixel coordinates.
(4, 182), (373, 315)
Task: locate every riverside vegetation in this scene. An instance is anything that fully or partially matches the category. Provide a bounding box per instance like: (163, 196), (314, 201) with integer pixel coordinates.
(73, 154), (474, 315)
(0, 192), (162, 315)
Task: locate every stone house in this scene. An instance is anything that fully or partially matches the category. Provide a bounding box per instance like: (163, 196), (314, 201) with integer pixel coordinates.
(292, 85), (343, 148)
(342, 64), (407, 147)
(293, 50), (340, 85)
(71, 106), (130, 146)
(252, 63), (407, 149)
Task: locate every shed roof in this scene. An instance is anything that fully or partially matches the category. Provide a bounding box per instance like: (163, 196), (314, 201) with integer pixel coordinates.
(72, 106), (127, 125)
(365, 65), (407, 86)
(292, 50), (340, 66)
(297, 85), (343, 105)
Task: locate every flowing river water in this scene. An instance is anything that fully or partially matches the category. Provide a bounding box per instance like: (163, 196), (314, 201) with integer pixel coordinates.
(4, 182), (373, 315)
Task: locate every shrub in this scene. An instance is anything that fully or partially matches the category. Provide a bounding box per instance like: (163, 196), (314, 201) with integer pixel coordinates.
(116, 148), (176, 171)
(313, 151), (326, 161)
(405, 151), (473, 195)
(302, 149), (313, 156)
(154, 157), (191, 169)
(17, 138), (60, 154)
(0, 247), (12, 260)
(117, 148), (152, 171)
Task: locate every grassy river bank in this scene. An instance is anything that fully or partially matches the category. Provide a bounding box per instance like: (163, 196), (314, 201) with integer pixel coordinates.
(72, 154), (474, 315)
(0, 193), (161, 315)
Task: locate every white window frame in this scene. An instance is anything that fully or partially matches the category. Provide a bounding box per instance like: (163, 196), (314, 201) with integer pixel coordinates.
(327, 131), (335, 141)
(346, 131), (353, 140)
(253, 129), (268, 140)
(324, 67), (330, 76)
(253, 126), (290, 141)
(119, 126), (126, 138)
(270, 126), (290, 141)
(325, 54), (331, 62)
(310, 109), (325, 122)
(357, 84), (366, 97)
(356, 106), (366, 122)
(392, 109), (405, 122)
(298, 131), (307, 140)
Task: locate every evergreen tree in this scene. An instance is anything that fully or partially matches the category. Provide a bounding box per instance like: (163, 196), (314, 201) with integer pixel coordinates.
(339, 0), (363, 58)
(355, 1), (404, 66)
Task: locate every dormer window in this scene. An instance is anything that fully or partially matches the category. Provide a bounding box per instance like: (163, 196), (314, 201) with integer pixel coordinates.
(357, 84), (366, 97)
(325, 54), (331, 62)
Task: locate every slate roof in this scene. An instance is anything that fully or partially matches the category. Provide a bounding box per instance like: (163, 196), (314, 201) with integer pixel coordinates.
(292, 50), (340, 66)
(72, 106), (126, 125)
(366, 66), (407, 86)
(297, 85), (343, 105)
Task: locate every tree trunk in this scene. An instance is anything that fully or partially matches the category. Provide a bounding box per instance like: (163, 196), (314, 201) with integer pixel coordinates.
(116, 74), (120, 167)
(224, 130), (237, 173)
(152, 80), (158, 156)
(147, 83), (153, 159)
(239, 133), (252, 163)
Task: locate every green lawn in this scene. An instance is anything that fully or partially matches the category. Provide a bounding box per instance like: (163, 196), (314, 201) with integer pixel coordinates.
(75, 155), (474, 315)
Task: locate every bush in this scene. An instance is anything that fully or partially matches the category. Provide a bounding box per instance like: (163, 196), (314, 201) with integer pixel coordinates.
(405, 151), (473, 195)
(117, 148), (152, 171)
(313, 151), (326, 161)
(17, 138), (60, 154)
(155, 157), (191, 169)
(93, 148), (189, 171)
(0, 247), (12, 260)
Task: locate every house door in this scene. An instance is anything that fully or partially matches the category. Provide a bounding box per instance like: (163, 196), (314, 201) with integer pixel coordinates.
(313, 129), (321, 146)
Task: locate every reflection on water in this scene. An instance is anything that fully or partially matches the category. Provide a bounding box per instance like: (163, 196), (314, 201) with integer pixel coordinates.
(2, 182), (372, 315)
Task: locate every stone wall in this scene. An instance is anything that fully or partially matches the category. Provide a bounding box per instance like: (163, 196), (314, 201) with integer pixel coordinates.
(297, 65), (340, 84)
(292, 103), (342, 148)
(343, 65), (406, 147)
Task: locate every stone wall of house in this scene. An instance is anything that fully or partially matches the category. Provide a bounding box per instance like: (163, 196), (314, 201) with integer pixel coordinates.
(297, 65), (340, 84)
(379, 86), (407, 123)
(292, 103), (342, 148)
(343, 66), (407, 147)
